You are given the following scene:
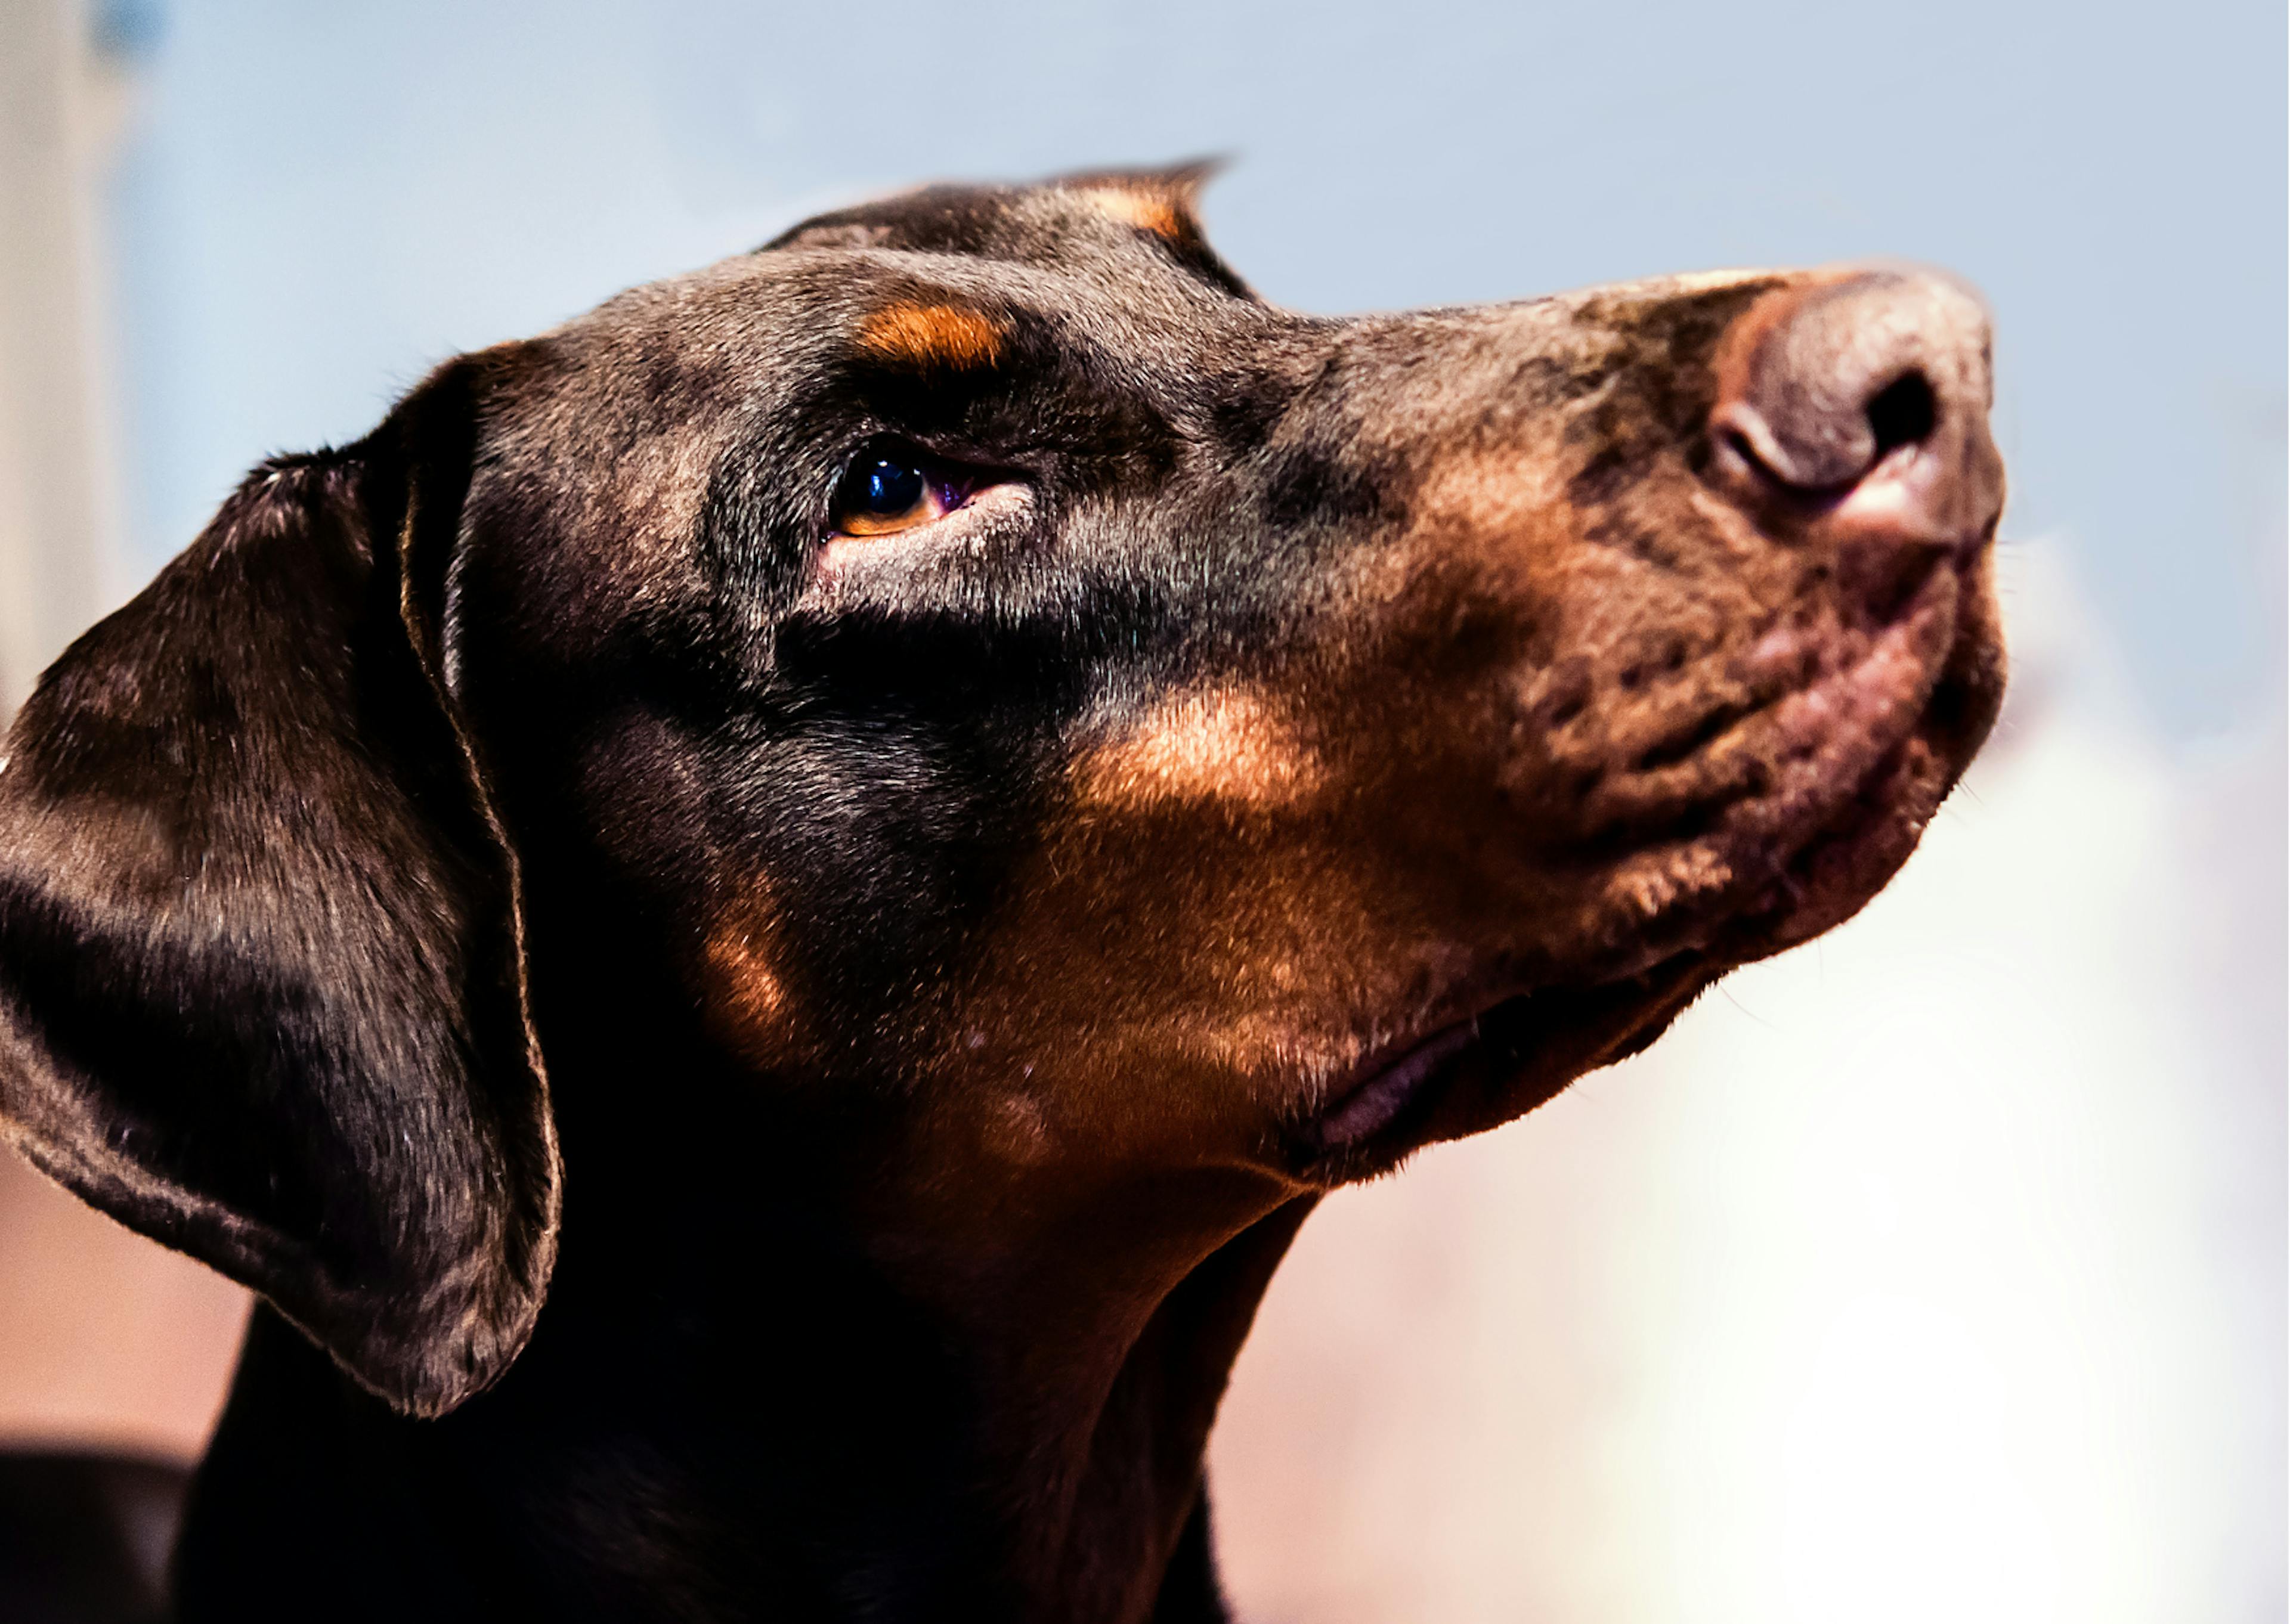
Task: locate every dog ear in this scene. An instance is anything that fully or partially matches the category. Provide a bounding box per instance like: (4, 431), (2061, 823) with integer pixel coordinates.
(1054, 157), (1224, 224)
(0, 354), (558, 1419)
(1053, 160), (1254, 297)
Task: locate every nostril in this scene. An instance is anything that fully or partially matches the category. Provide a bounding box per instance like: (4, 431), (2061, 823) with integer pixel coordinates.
(1712, 269), (1991, 500)
(1864, 370), (1936, 461)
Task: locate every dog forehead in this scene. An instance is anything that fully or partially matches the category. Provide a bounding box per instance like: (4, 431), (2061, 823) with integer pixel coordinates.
(493, 249), (1302, 526)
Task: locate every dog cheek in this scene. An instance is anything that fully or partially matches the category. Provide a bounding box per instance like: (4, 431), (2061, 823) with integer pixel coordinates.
(1067, 687), (1327, 815)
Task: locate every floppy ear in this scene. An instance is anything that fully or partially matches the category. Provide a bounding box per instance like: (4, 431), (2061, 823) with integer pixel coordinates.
(0, 357), (558, 1419)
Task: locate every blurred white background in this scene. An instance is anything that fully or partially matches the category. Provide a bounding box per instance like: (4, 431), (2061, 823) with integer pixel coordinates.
(0, 1), (2279, 1618)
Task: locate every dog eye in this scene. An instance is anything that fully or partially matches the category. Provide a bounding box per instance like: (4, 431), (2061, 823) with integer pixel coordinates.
(829, 447), (978, 538)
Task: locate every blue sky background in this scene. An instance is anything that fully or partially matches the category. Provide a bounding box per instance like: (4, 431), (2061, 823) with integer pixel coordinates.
(101, 0), (2285, 744)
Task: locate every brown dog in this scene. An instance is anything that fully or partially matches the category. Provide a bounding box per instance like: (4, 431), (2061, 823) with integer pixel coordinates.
(0, 167), (2003, 1620)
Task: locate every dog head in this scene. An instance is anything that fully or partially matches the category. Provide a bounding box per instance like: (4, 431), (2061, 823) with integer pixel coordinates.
(0, 168), (2004, 1415)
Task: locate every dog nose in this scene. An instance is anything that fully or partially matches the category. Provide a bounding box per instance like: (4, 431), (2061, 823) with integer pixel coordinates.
(1711, 268), (2003, 544)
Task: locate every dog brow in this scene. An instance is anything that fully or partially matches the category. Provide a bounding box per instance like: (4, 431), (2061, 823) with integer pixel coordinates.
(858, 301), (1006, 371)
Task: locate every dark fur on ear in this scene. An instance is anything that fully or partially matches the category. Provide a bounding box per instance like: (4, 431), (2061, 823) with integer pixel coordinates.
(0, 355), (558, 1419)
(1052, 159), (1252, 297)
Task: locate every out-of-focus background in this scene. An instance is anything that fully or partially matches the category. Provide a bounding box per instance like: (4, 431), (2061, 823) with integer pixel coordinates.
(0, 0), (2280, 1617)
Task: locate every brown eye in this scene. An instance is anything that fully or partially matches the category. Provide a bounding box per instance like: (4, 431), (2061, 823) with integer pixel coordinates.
(829, 448), (973, 538)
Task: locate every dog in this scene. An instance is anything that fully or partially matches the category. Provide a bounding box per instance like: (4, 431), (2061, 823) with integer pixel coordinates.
(0, 166), (2004, 1621)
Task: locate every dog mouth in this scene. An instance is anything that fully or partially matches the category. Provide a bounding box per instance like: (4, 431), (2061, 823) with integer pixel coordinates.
(1288, 941), (1737, 1191)
(1294, 550), (1998, 1181)
(1300, 956), (1713, 1175)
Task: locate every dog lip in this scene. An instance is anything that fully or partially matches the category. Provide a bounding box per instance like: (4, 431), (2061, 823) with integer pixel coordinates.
(1639, 554), (1994, 966)
(1720, 593), (1998, 952)
(1300, 956), (1712, 1170)
(1716, 564), (1960, 833)
(1307, 965), (1684, 1153)
(1562, 569), (1954, 880)
(1313, 1020), (1484, 1149)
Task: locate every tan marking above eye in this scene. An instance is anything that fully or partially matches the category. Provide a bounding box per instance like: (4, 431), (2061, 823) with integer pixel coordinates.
(857, 302), (1004, 370)
(1070, 689), (1328, 813)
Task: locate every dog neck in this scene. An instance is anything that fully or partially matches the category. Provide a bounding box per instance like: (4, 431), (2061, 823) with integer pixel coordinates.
(175, 1076), (1314, 1624)
(853, 1148), (1314, 1620)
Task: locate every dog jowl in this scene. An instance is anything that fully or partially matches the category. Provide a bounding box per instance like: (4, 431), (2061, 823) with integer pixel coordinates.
(0, 168), (2003, 1621)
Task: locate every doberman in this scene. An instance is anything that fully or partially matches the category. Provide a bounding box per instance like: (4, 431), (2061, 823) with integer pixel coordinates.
(0, 167), (2004, 1621)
